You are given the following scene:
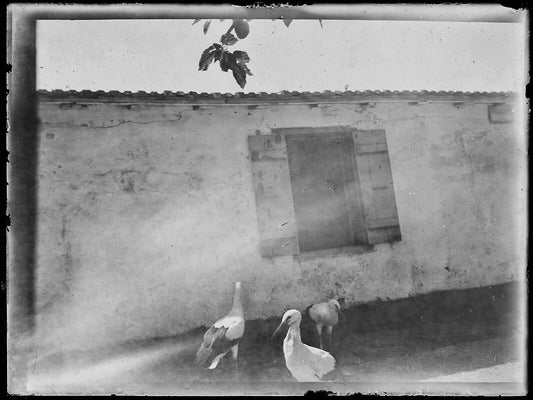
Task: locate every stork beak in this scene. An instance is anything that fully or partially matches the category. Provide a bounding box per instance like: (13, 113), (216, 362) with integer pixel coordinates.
(272, 320), (287, 339)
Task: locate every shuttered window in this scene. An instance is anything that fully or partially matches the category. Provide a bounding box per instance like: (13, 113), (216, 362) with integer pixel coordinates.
(248, 127), (401, 258)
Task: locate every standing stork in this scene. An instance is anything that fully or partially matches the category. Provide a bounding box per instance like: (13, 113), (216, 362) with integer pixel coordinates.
(272, 309), (336, 382)
(307, 299), (341, 350)
(195, 282), (245, 370)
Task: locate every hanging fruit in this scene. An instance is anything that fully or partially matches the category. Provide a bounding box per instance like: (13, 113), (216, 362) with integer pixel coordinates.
(233, 20), (249, 39)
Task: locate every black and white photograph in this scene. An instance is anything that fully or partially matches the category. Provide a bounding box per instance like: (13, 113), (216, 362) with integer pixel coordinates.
(7, 4), (528, 396)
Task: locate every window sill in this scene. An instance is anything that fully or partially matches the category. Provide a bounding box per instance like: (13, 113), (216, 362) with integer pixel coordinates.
(293, 244), (376, 262)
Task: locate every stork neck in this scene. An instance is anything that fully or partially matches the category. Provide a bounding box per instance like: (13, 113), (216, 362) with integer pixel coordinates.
(231, 285), (243, 313)
(287, 324), (302, 343)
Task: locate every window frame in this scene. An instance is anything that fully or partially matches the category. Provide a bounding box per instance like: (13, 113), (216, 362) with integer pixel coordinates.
(249, 126), (401, 259)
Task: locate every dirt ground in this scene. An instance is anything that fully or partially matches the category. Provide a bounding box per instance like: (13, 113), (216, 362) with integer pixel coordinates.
(27, 292), (525, 396)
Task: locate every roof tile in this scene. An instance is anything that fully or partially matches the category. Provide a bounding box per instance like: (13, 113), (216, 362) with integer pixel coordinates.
(37, 89), (515, 104)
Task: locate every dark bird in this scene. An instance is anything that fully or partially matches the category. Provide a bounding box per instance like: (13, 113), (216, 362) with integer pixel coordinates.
(307, 299), (341, 350)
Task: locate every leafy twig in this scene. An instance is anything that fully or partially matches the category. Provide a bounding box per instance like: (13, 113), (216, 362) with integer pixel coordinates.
(195, 19), (323, 88)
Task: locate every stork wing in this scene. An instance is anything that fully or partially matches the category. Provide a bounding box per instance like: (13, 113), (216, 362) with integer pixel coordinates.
(288, 364), (323, 382)
(213, 316), (245, 340)
(304, 344), (336, 378)
(308, 304), (322, 323)
(196, 315), (244, 365)
(309, 303), (337, 325)
(196, 325), (223, 365)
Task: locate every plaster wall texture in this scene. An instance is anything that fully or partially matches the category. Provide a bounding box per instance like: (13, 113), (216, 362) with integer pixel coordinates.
(35, 99), (526, 355)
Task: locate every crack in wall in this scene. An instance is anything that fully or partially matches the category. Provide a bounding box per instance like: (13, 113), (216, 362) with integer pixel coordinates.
(42, 115), (185, 129)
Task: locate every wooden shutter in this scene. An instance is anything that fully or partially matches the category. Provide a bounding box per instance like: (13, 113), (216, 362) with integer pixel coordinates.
(488, 103), (514, 124)
(248, 134), (299, 257)
(353, 129), (402, 244)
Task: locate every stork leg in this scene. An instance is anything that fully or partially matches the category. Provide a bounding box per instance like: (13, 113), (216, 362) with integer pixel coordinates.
(230, 344), (239, 368)
(230, 344), (239, 360)
(208, 351), (227, 370)
(316, 324), (323, 349)
(326, 325), (333, 351)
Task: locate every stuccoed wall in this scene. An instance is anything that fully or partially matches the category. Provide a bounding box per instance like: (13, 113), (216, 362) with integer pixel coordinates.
(34, 97), (526, 356)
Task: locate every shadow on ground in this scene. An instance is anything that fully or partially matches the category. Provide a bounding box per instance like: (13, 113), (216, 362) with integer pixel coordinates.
(28, 282), (523, 394)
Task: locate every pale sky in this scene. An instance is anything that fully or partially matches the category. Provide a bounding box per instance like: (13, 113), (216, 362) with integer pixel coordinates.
(36, 18), (527, 93)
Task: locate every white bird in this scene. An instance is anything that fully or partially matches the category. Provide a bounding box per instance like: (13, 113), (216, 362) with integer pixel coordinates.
(272, 309), (336, 382)
(195, 282), (245, 369)
(307, 299), (341, 350)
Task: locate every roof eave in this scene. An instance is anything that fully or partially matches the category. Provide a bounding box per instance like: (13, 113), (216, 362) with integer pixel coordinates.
(36, 89), (518, 104)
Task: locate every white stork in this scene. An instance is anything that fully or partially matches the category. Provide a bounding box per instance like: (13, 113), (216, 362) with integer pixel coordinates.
(272, 309), (336, 382)
(195, 282), (245, 369)
(307, 299), (341, 350)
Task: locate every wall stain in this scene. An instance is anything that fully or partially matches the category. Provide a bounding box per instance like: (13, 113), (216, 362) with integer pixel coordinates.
(59, 103), (89, 110)
(61, 215), (73, 294)
(118, 169), (152, 193)
(410, 264), (425, 290)
(184, 171), (204, 191)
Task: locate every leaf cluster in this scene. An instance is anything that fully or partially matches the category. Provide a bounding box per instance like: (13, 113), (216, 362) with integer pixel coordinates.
(197, 20), (253, 89)
(195, 19), (323, 88)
